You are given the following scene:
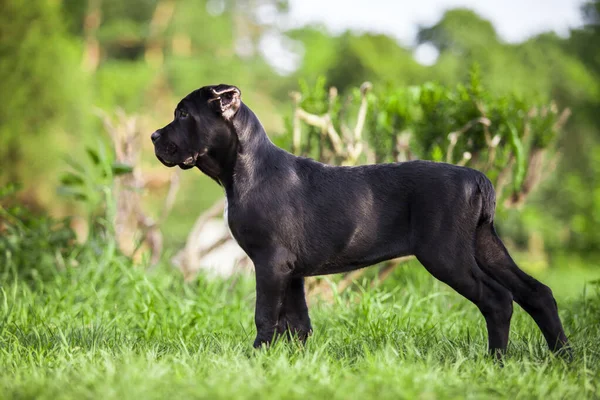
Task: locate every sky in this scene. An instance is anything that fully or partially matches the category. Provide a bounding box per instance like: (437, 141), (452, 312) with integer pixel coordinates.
(285, 0), (586, 45)
(260, 0), (587, 72)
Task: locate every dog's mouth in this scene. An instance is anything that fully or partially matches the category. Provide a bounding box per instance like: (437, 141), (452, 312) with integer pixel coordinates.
(156, 155), (177, 168)
(157, 149), (206, 169)
(182, 152), (198, 166)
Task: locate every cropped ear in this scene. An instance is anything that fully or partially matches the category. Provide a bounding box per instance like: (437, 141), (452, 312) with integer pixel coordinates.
(209, 85), (241, 120)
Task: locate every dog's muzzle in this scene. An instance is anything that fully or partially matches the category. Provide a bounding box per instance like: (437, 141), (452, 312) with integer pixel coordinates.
(151, 129), (206, 168)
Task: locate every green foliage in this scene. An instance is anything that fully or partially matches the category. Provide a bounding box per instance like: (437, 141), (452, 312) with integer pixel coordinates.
(0, 0), (87, 183)
(57, 140), (133, 245)
(297, 77), (332, 115)
(291, 72), (565, 205)
(365, 85), (422, 161)
(417, 9), (499, 54)
(0, 239), (598, 398)
(94, 61), (156, 112)
(0, 138), (134, 284)
(541, 145), (600, 252)
(2, 0), (600, 253)
(60, 143), (114, 208)
(0, 184), (79, 284)
(570, 0), (600, 76)
(288, 30), (423, 92)
(280, 77), (343, 160)
(2, 162), (599, 395)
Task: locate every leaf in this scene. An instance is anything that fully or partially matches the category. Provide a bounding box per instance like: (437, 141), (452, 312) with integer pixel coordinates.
(0, 183), (21, 198)
(431, 145), (444, 162)
(59, 172), (85, 187)
(111, 162), (134, 176)
(56, 186), (88, 201)
(85, 147), (101, 165)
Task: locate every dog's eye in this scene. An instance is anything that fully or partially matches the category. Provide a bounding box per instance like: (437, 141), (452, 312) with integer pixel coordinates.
(179, 110), (189, 118)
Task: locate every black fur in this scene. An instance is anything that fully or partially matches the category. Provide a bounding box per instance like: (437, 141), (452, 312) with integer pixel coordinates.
(151, 84), (570, 357)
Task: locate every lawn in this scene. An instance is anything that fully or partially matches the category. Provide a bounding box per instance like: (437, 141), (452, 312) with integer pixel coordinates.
(1, 249), (599, 399)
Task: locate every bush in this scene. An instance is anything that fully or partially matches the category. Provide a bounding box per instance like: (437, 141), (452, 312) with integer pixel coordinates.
(0, 184), (80, 284)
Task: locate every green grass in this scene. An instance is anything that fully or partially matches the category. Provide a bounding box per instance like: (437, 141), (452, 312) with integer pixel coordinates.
(1, 249), (599, 400)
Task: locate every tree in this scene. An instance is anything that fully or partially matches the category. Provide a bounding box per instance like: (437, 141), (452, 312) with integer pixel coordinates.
(286, 28), (423, 92)
(0, 0), (86, 192)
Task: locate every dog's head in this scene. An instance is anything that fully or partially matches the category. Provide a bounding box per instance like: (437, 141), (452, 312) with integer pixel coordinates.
(150, 84), (241, 170)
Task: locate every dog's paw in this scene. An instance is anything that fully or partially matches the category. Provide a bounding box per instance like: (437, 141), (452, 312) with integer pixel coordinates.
(253, 337), (269, 349)
(253, 333), (279, 349)
(554, 344), (574, 363)
(277, 316), (312, 343)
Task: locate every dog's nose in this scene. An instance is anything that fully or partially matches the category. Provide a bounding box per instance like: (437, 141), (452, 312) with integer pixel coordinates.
(151, 131), (161, 143)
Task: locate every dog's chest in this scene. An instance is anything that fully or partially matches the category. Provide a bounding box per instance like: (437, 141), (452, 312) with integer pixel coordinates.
(223, 195), (279, 253)
(223, 197), (237, 244)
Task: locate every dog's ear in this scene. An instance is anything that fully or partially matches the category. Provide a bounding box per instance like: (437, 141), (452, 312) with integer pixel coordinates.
(209, 85), (241, 120)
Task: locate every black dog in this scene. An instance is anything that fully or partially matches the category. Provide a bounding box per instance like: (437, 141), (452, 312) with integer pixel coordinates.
(151, 84), (570, 357)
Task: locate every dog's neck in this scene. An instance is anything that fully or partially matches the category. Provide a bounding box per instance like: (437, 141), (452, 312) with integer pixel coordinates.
(196, 103), (278, 197)
(228, 104), (279, 198)
(232, 103), (272, 150)
(194, 139), (238, 188)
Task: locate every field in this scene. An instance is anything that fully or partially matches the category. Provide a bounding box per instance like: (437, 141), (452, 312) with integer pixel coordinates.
(1, 249), (599, 400)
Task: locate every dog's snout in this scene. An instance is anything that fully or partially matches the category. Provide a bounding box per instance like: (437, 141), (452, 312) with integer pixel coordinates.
(151, 131), (161, 143)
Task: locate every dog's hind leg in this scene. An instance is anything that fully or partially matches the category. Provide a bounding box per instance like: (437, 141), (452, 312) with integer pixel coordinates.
(415, 242), (514, 357)
(475, 222), (570, 355)
(278, 277), (312, 343)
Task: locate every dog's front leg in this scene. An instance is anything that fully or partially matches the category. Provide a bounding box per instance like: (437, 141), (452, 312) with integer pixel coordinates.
(278, 278), (312, 343)
(253, 261), (292, 348)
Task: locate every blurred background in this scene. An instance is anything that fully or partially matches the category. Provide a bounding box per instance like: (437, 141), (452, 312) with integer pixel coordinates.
(1, 0), (599, 280)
